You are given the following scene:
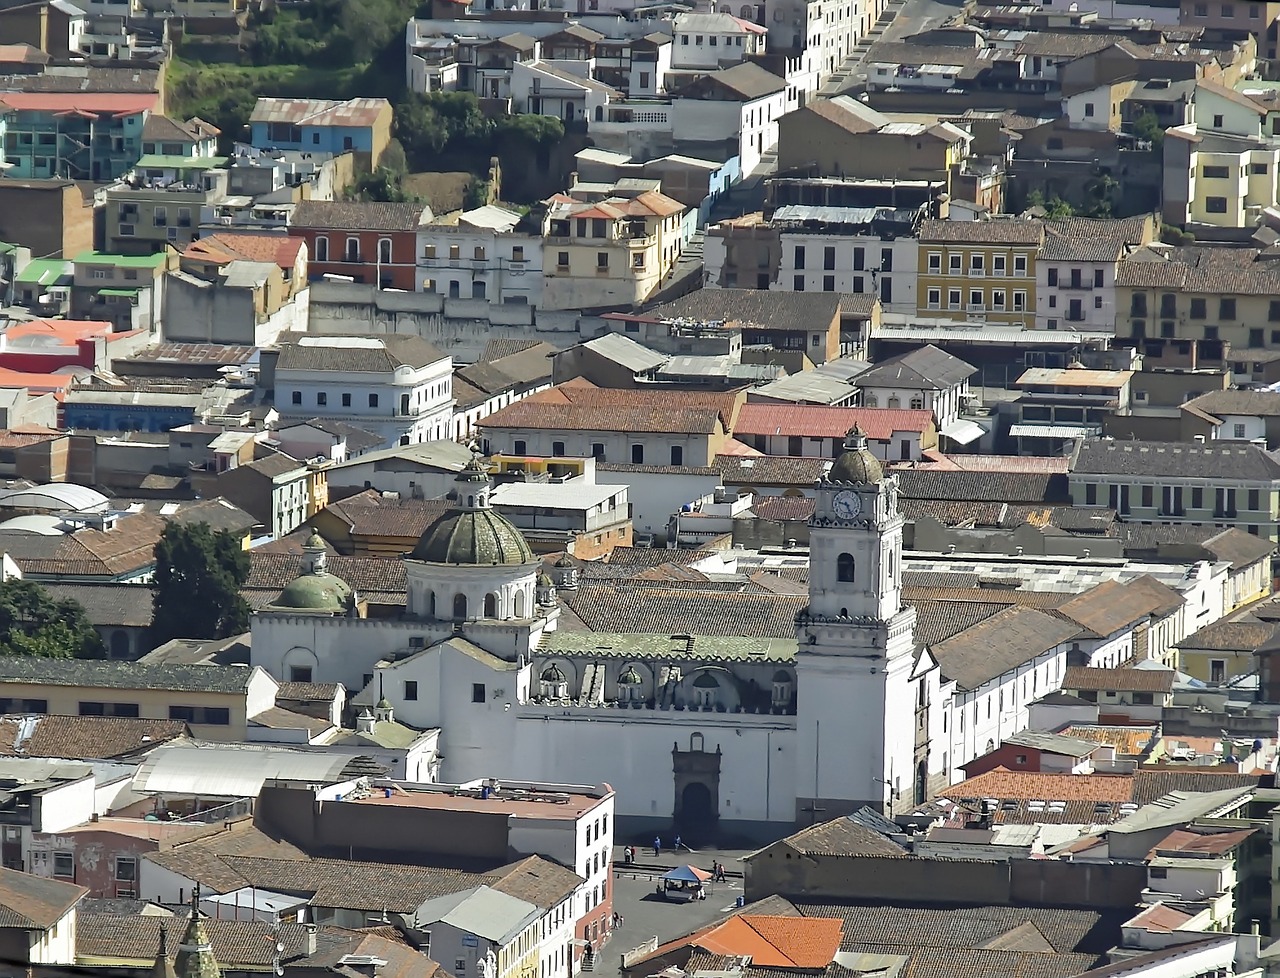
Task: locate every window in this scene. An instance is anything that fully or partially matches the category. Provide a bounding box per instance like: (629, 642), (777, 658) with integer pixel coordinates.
(1249, 488), (1260, 509)
(1086, 483), (1097, 505)
(591, 443), (605, 459)
(881, 248), (892, 272)
(927, 288), (941, 309)
(1253, 162), (1269, 175)
(1141, 485), (1153, 507)
(992, 289), (1006, 310)
(291, 391), (302, 405)
(472, 683), (486, 703)
(1014, 255), (1027, 273)
(837, 552), (855, 582)
(1192, 487), (1203, 509)
(1195, 1), (1207, 11)
(970, 254), (984, 273)
(948, 288), (961, 308)
(1150, 866), (1168, 879)
(168, 706), (230, 725)
(631, 444), (644, 464)
(1220, 298), (1237, 319)
(513, 440), (527, 455)
(597, 252), (609, 270)
(1211, 659), (1226, 682)
(1205, 197), (1229, 213)
(1251, 328), (1265, 348)
(379, 238), (392, 264)
(948, 253), (962, 272)
(557, 251), (569, 268)
(823, 246), (835, 270)
(317, 392), (327, 406)
(1047, 268), (1058, 286)
(115, 855), (138, 883)
(794, 245), (805, 269)
(369, 393), (379, 408)
(969, 289), (982, 309)
(512, 245), (524, 262)
(290, 666), (312, 682)
(823, 275), (835, 292)
(342, 393), (352, 407)
(854, 247), (865, 270)
(405, 680), (419, 701)
(1013, 291), (1026, 311)
(793, 275), (805, 291)
(993, 254), (1006, 274)
(928, 252), (941, 272)
(1190, 298), (1207, 319)
(1222, 1), (1234, 14)
(53, 853), (74, 879)
(671, 446), (683, 465)
(1084, 102), (1095, 117)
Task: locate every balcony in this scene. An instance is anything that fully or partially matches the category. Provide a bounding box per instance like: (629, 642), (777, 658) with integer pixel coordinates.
(1058, 280), (1095, 291)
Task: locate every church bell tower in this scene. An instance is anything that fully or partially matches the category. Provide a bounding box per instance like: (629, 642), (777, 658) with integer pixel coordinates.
(794, 425), (918, 820)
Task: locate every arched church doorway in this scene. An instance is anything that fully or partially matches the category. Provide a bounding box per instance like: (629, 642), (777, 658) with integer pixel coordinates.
(679, 782), (715, 828)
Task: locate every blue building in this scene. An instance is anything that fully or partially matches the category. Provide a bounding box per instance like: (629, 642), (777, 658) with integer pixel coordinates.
(247, 97), (392, 160)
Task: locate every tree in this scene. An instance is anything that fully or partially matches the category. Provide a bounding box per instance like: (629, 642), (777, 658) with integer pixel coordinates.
(0, 579), (103, 658)
(150, 522), (251, 645)
(1133, 111), (1166, 152)
(1026, 189), (1075, 219)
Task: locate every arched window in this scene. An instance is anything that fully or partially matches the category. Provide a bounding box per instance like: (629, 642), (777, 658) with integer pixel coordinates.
(315, 236), (329, 261)
(837, 552), (855, 582)
(888, 395), (901, 409)
(864, 394), (877, 407)
(426, 589), (436, 618)
(910, 395), (924, 410)
(888, 551), (896, 581)
(379, 238), (392, 264)
(594, 105), (604, 122)
(484, 593), (498, 618)
(740, 3), (752, 15)
(453, 593), (468, 620)
(514, 590), (526, 618)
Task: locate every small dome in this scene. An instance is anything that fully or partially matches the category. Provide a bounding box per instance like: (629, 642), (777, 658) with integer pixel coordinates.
(554, 553), (575, 568)
(303, 527), (325, 549)
(541, 664), (566, 683)
(772, 669), (792, 683)
(272, 572), (352, 613)
(376, 694), (392, 710)
(619, 666), (643, 685)
(692, 671), (720, 689)
(411, 508), (535, 565)
(828, 424), (883, 484)
(537, 570), (554, 587)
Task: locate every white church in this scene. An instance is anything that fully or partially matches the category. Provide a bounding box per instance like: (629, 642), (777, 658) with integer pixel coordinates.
(248, 431), (982, 838)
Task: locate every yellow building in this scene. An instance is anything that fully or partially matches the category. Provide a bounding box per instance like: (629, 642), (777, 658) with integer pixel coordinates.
(1175, 619), (1274, 683)
(542, 189), (687, 310)
(0, 659), (280, 741)
(916, 218), (1043, 327)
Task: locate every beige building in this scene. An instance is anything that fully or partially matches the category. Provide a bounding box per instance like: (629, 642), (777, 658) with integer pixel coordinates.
(1115, 244), (1280, 361)
(542, 189), (687, 310)
(0, 659), (279, 741)
(104, 158), (229, 255)
(777, 96), (971, 191)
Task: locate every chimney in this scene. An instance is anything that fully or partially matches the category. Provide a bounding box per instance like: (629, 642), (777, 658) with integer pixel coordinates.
(304, 923), (318, 957)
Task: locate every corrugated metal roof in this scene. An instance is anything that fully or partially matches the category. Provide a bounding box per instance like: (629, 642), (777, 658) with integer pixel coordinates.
(131, 745), (359, 797)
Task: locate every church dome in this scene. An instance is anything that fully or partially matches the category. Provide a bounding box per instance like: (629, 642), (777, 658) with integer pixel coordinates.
(537, 570), (554, 588)
(412, 509), (535, 565)
(828, 424), (883, 484)
(410, 456), (535, 565)
(554, 553), (575, 568)
(273, 571), (353, 612)
(302, 527), (325, 549)
(541, 664), (566, 683)
(692, 671), (720, 688)
(619, 666), (643, 685)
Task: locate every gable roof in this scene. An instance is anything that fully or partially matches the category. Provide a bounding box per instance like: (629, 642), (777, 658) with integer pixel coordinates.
(855, 345), (977, 390)
(290, 200), (431, 232)
(696, 915), (842, 968)
(276, 334), (447, 373)
(932, 606), (1081, 691)
(734, 404), (933, 440)
(0, 714), (187, 759)
(249, 96), (389, 128)
(775, 810), (907, 858)
(0, 866), (86, 929)
(682, 62), (787, 100)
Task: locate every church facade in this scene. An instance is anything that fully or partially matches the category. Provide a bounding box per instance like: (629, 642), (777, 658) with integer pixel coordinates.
(248, 434), (959, 839)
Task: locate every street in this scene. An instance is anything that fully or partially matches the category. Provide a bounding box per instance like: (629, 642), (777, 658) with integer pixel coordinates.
(825, 0), (963, 94)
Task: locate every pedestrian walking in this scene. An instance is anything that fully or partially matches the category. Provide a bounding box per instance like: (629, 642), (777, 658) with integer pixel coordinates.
(653, 836), (661, 858)
(675, 834), (682, 850)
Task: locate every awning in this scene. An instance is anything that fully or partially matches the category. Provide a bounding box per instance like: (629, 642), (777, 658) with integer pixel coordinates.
(1009, 423), (1098, 440)
(662, 864), (712, 883)
(939, 419), (986, 445)
(96, 288), (139, 296)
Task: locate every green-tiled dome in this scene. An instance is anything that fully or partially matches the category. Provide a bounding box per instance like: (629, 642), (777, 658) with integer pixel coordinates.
(828, 423), (883, 484)
(411, 508), (535, 565)
(693, 671), (720, 688)
(273, 572), (352, 612)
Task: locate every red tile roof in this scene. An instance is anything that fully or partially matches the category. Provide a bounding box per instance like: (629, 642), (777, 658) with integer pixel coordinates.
(943, 768), (1135, 803)
(697, 915), (842, 968)
(1148, 826), (1258, 858)
(734, 403), (934, 440)
(183, 233), (303, 269)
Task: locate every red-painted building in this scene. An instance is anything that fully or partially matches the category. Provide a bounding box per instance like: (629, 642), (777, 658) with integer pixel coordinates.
(288, 200), (430, 291)
(960, 730), (1101, 778)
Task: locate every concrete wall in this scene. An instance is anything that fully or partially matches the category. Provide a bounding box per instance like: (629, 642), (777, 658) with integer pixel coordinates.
(306, 281), (613, 363)
(743, 850), (1148, 909)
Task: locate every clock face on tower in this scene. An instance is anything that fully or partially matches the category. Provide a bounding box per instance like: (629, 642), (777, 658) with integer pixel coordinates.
(832, 489), (862, 521)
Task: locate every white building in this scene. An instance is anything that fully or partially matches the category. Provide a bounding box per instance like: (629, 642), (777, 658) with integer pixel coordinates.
(273, 334), (454, 448)
(418, 205), (544, 306)
(771, 205), (922, 315)
(511, 60), (619, 127)
(671, 62), (787, 176)
(670, 12), (767, 77)
(1036, 215), (1154, 333)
